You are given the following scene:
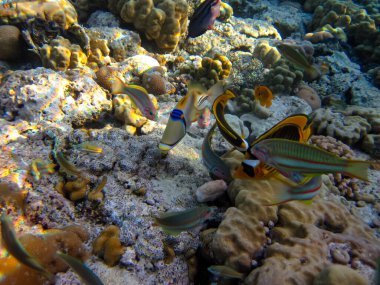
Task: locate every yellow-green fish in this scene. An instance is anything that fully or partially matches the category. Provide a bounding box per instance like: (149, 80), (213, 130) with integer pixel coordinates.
(212, 90), (248, 152)
(208, 265), (245, 280)
(0, 213), (54, 280)
(55, 152), (82, 178)
(30, 159), (56, 181)
(252, 139), (370, 182)
(202, 123), (232, 182)
(74, 142), (103, 154)
(276, 43), (321, 81)
(154, 206), (216, 236)
(111, 76), (157, 121)
(56, 251), (104, 285)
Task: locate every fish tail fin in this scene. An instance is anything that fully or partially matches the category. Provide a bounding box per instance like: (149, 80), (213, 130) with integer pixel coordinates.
(110, 76), (125, 94)
(345, 160), (370, 181)
(263, 184), (293, 206)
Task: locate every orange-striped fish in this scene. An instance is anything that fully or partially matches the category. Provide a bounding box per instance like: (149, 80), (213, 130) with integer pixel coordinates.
(252, 139), (370, 182)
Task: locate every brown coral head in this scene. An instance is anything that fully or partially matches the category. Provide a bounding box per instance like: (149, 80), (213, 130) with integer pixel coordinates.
(96, 66), (121, 92)
(296, 84), (321, 110)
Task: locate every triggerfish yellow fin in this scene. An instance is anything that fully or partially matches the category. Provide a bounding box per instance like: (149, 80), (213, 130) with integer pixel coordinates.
(252, 139), (371, 182)
(154, 206), (216, 236)
(110, 76), (157, 121)
(0, 213), (54, 281)
(56, 251), (104, 285)
(254, 85), (273, 107)
(212, 90), (248, 152)
(264, 175), (322, 206)
(202, 123), (232, 182)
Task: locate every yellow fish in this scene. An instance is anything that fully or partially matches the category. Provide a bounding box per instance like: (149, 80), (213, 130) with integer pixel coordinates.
(254, 85), (273, 107)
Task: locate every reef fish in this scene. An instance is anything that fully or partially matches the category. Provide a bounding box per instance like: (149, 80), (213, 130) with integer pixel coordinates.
(74, 142), (103, 154)
(188, 0), (221, 38)
(254, 86), (273, 107)
(212, 90), (248, 152)
(0, 213), (54, 280)
(208, 265), (245, 280)
(252, 138), (370, 182)
(154, 206), (216, 236)
(56, 251), (104, 285)
(202, 123), (232, 182)
(30, 159), (56, 181)
(55, 152), (83, 178)
(266, 175), (323, 205)
(111, 76), (157, 121)
(276, 43), (321, 81)
(233, 114), (313, 180)
(159, 80), (227, 153)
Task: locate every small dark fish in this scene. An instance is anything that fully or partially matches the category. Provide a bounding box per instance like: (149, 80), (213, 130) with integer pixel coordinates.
(56, 251), (104, 285)
(202, 123), (232, 182)
(55, 152), (83, 178)
(208, 265), (245, 280)
(154, 206), (215, 236)
(0, 213), (54, 280)
(188, 0), (221, 38)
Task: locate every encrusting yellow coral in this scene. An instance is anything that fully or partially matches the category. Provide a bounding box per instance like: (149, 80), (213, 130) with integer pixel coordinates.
(108, 0), (188, 51)
(93, 225), (125, 266)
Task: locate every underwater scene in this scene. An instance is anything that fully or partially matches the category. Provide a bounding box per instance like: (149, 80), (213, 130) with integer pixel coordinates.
(0, 0), (380, 284)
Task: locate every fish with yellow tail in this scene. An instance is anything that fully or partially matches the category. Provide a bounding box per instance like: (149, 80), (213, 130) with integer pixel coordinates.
(233, 114), (312, 180)
(110, 76), (157, 121)
(159, 80), (228, 153)
(202, 123), (232, 182)
(56, 251), (104, 285)
(212, 90), (248, 152)
(208, 265), (245, 280)
(251, 139), (370, 183)
(265, 175), (322, 205)
(0, 213), (54, 281)
(154, 206), (216, 236)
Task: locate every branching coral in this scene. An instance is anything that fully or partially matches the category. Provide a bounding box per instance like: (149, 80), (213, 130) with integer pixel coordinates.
(93, 225), (125, 266)
(108, 0), (188, 51)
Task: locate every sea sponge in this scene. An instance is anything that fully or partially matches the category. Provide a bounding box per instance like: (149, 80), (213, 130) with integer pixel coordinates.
(40, 36), (87, 71)
(304, 30), (334, 43)
(218, 1), (233, 22)
(295, 84), (321, 110)
(141, 66), (175, 95)
(93, 225), (125, 266)
(0, 25), (23, 60)
(108, 0), (188, 51)
(253, 41), (281, 68)
(0, 0), (78, 30)
(265, 60), (303, 94)
(310, 108), (371, 146)
(206, 151), (380, 284)
(0, 225), (89, 284)
(56, 177), (90, 201)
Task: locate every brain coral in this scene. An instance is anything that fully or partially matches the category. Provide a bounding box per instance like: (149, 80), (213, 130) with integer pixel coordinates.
(204, 150), (380, 284)
(108, 0), (188, 51)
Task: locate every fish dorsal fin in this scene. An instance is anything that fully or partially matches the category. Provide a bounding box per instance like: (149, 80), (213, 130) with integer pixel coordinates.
(126, 84), (149, 95)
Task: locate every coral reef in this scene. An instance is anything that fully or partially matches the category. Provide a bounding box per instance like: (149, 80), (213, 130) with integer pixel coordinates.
(141, 66), (175, 96)
(304, 30), (334, 43)
(253, 41), (281, 68)
(93, 225), (125, 266)
(0, 25), (23, 60)
(196, 180), (227, 203)
(204, 150), (380, 284)
(56, 177), (90, 201)
(313, 264), (369, 285)
(108, 0), (188, 51)
(218, 1), (234, 22)
(264, 60), (303, 94)
(295, 84), (321, 110)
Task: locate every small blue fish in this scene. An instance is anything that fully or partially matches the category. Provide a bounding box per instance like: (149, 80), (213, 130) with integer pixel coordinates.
(188, 0), (221, 38)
